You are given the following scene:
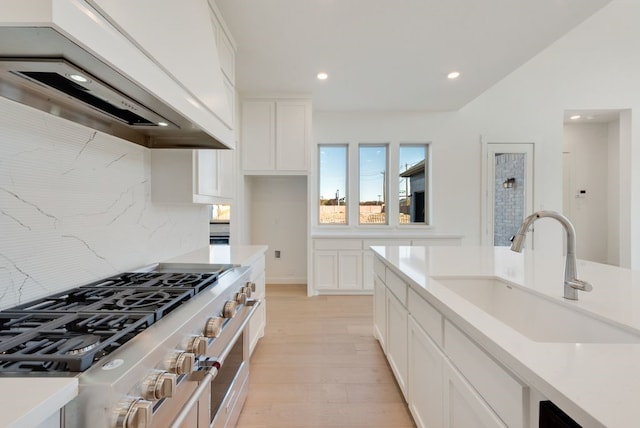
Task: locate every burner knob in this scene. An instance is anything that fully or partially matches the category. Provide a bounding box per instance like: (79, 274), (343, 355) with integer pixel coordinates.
(118, 398), (152, 428)
(223, 300), (238, 318)
(241, 286), (252, 297)
(247, 281), (256, 292)
(235, 292), (247, 305)
(189, 336), (209, 354)
(172, 352), (196, 375)
(204, 317), (224, 338)
(143, 371), (176, 401)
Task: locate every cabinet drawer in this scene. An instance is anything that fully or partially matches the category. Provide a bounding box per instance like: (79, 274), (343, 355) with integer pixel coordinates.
(408, 288), (443, 347)
(373, 257), (386, 282)
(444, 321), (527, 428)
(386, 269), (407, 307)
(313, 239), (362, 250)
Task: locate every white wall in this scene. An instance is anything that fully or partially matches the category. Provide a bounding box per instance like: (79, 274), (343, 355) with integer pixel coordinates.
(313, 111), (469, 238)
(0, 97), (208, 310)
(563, 123), (610, 263)
(314, 0), (640, 266)
(457, 0), (640, 265)
(247, 176), (307, 283)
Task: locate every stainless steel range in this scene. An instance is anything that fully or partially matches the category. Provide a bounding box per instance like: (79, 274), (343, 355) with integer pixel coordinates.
(0, 263), (259, 428)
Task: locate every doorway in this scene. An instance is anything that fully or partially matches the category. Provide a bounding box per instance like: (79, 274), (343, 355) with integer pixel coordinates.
(562, 109), (624, 265)
(483, 143), (534, 247)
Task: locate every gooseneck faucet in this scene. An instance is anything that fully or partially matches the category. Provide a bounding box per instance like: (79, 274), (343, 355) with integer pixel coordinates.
(510, 210), (592, 300)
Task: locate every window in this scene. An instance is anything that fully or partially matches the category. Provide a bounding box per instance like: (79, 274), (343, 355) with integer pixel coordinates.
(317, 142), (430, 227)
(359, 145), (388, 225)
(399, 144), (428, 224)
(318, 145), (347, 224)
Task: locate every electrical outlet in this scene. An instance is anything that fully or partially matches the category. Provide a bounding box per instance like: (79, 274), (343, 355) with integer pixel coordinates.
(275, 250), (281, 258)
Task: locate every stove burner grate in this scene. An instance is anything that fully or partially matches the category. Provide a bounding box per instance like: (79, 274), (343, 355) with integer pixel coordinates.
(0, 268), (229, 373)
(0, 312), (154, 372)
(12, 287), (195, 321)
(84, 271), (220, 293)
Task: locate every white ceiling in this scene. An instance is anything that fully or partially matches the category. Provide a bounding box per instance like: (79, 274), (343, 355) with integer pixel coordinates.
(216, 0), (611, 112)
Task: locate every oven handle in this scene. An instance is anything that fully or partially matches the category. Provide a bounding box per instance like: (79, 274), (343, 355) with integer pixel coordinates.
(169, 299), (262, 428)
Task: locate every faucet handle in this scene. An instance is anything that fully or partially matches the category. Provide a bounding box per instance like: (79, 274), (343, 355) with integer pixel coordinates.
(567, 278), (593, 292)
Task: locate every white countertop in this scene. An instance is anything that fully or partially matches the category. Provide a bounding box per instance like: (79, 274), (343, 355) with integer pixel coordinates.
(0, 377), (78, 427)
(372, 245), (640, 428)
(162, 244), (268, 267)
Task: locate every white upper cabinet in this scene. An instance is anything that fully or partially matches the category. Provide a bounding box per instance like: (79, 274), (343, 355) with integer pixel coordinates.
(151, 149), (235, 204)
(241, 98), (311, 174)
(88, 0), (234, 131)
(241, 101), (275, 171)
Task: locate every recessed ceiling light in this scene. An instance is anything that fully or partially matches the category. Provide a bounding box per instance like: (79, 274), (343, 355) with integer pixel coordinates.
(570, 115), (581, 120)
(157, 122), (169, 127)
(68, 74), (89, 83)
(317, 72), (329, 80)
(447, 71), (460, 79)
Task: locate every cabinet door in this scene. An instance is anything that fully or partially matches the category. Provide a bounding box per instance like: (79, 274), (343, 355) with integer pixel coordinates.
(386, 291), (408, 399)
(314, 251), (338, 289)
(338, 250), (362, 290)
(249, 269), (266, 355)
(408, 316), (444, 428)
(373, 277), (386, 349)
(362, 250), (375, 290)
(443, 359), (507, 428)
(217, 148), (236, 199)
(196, 150), (220, 197)
(275, 101), (310, 171)
(195, 149), (235, 200)
(241, 101), (275, 171)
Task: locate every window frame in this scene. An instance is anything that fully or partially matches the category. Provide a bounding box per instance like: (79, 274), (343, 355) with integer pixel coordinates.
(358, 143), (389, 226)
(318, 143), (349, 226)
(398, 143), (430, 226)
(315, 141), (432, 228)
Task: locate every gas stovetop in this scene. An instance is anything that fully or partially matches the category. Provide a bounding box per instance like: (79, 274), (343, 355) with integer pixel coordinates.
(0, 267), (232, 373)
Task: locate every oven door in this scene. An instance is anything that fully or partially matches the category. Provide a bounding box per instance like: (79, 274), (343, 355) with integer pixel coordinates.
(209, 235), (230, 245)
(209, 222), (230, 245)
(167, 299), (260, 428)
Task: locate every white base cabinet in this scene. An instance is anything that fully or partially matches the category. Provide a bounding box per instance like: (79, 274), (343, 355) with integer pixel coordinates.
(443, 357), (507, 428)
(312, 240), (365, 292)
(374, 254), (529, 428)
(386, 289), (408, 399)
(408, 316), (443, 428)
(373, 276), (387, 350)
(311, 236), (462, 295)
(247, 254), (266, 355)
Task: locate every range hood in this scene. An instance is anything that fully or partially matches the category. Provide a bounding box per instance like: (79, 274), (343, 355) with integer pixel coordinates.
(0, 1), (234, 149)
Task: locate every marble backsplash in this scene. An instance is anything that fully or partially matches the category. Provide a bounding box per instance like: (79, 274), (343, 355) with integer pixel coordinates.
(0, 97), (208, 310)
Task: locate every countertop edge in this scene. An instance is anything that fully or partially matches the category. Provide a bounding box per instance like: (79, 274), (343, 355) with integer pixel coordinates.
(1, 377), (78, 428)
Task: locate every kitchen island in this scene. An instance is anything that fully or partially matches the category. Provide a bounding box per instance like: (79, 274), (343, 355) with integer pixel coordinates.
(372, 245), (640, 428)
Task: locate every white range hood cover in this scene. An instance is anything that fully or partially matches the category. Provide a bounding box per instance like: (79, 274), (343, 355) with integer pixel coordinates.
(0, 0), (234, 149)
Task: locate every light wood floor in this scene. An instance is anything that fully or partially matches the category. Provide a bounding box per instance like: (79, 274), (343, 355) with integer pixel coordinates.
(236, 284), (416, 428)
